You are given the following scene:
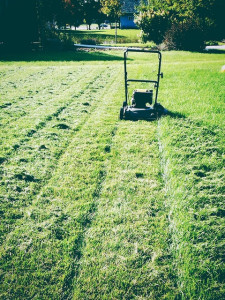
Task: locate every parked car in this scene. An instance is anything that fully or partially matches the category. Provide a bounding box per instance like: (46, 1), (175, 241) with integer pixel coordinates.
(100, 23), (110, 29)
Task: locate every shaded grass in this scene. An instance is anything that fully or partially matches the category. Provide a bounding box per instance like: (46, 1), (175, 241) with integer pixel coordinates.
(0, 50), (124, 63)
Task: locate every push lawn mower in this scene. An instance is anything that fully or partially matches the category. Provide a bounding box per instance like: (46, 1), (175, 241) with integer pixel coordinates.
(120, 48), (167, 121)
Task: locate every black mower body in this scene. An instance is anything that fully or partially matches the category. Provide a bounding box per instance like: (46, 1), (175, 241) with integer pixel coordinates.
(121, 103), (166, 121)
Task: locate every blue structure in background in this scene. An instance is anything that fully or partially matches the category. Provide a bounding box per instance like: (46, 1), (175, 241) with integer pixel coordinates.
(120, 0), (140, 29)
(120, 15), (137, 29)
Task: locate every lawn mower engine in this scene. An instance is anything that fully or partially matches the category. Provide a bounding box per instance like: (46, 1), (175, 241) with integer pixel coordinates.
(132, 89), (153, 107)
(120, 49), (167, 121)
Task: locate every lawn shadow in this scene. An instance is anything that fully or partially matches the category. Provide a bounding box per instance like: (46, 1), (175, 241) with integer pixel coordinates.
(61, 29), (126, 40)
(166, 110), (186, 119)
(0, 49), (124, 62)
(121, 110), (186, 122)
(202, 49), (225, 55)
(164, 110), (221, 137)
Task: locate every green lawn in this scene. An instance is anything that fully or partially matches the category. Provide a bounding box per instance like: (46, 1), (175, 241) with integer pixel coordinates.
(0, 50), (224, 299)
(58, 28), (142, 45)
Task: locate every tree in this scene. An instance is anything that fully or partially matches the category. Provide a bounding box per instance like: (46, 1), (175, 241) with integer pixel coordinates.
(38, 0), (83, 29)
(83, 0), (98, 30)
(101, 0), (122, 43)
(0, 0), (39, 49)
(64, 0), (84, 28)
(136, 0), (225, 50)
(135, 3), (169, 44)
(91, 0), (106, 30)
(38, 0), (65, 26)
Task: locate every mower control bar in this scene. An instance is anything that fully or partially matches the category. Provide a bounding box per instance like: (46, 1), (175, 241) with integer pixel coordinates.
(127, 79), (158, 84)
(126, 48), (160, 54)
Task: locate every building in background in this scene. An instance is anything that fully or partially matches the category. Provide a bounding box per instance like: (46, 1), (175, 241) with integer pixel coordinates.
(120, 0), (139, 29)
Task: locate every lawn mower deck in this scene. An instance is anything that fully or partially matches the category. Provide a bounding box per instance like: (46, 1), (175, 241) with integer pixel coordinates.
(120, 49), (167, 121)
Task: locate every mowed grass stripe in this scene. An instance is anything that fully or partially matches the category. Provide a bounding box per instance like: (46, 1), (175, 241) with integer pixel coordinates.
(0, 66), (66, 117)
(0, 67), (123, 299)
(0, 66), (94, 150)
(0, 65), (53, 101)
(0, 66), (85, 125)
(0, 66), (119, 246)
(0, 66), (104, 157)
(73, 121), (175, 299)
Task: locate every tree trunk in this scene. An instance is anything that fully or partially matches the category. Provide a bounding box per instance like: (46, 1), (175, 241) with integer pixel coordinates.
(115, 21), (117, 44)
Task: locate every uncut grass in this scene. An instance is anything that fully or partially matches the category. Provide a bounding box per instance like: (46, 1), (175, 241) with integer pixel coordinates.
(73, 122), (175, 299)
(0, 66), (123, 298)
(158, 51), (225, 298)
(0, 66), (118, 245)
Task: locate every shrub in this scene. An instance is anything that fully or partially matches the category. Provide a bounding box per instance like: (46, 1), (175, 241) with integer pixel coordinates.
(164, 20), (205, 51)
(136, 0), (225, 51)
(80, 39), (96, 45)
(136, 12), (169, 44)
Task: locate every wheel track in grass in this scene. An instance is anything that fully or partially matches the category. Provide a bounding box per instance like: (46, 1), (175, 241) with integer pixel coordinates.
(61, 124), (119, 299)
(0, 66), (57, 106)
(0, 65), (42, 87)
(0, 66), (103, 161)
(0, 71), (68, 124)
(0, 66), (89, 124)
(0, 67), (98, 156)
(0, 68), (124, 299)
(0, 66), (118, 247)
(0, 66), (100, 157)
(0, 65), (54, 88)
(0, 64), (113, 159)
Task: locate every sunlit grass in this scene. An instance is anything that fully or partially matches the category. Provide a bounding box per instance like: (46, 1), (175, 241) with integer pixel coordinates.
(0, 49), (224, 299)
(59, 29), (141, 44)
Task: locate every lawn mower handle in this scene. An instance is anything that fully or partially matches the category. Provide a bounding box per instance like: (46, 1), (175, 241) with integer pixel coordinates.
(124, 48), (163, 105)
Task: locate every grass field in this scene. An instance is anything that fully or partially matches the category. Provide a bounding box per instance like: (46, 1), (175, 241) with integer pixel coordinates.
(0, 49), (224, 299)
(58, 29), (141, 45)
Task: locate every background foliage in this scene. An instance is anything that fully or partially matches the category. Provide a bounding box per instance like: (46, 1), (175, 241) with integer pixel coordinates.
(136, 0), (225, 50)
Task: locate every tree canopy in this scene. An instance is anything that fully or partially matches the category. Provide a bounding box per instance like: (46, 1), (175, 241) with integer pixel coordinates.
(100, 0), (122, 22)
(136, 0), (225, 50)
(0, 0), (38, 48)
